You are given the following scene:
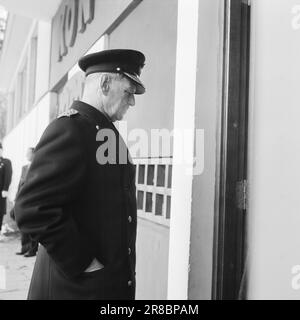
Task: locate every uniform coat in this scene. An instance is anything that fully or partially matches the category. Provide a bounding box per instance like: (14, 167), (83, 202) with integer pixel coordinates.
(0, 157), (12, 227)
(15, 101), (137, 300)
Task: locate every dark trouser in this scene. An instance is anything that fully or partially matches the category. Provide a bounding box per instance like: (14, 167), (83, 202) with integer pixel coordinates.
(0, 197), (6, 232)
(0, 213), (3, 231)
(21, 232), (38, 254)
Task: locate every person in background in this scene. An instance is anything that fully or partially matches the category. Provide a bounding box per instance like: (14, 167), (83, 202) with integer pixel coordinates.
(0, 142), (12, 234)
(14, 147), (38, 257)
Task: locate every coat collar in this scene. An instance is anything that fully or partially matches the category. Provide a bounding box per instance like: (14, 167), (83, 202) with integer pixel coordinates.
(71, 100), (113, 129)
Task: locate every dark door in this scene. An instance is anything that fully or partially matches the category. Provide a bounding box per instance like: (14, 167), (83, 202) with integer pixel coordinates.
(213, 0), (251, 300)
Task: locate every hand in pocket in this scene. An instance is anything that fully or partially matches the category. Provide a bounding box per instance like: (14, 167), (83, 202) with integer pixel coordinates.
(84, 258), (104, 273)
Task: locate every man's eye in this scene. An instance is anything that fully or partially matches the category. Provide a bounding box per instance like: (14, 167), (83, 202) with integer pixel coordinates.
(124, 90), (134, 96)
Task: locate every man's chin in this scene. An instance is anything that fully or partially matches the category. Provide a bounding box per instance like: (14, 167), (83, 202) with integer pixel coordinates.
(113, 110), (128, 121)
(118, 112), (127, 121)
(111, 115), (123, 122)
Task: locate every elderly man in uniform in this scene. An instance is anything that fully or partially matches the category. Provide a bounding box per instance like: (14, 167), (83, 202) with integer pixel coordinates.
(15, 49), (145, 300)
(0, 143), (12, 233)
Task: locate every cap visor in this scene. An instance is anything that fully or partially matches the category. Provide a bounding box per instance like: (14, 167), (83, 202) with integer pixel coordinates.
(123, 72), (145, 94)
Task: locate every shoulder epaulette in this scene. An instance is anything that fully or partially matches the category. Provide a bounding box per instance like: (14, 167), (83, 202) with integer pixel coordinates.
(57, 109), (79, 118)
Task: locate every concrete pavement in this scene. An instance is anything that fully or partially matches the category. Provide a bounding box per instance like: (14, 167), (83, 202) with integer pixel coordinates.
(0, 232), (35, 300)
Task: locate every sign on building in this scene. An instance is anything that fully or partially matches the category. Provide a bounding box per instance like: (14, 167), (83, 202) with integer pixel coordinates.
(50, 0), (139, 89)
(58, 0), (95, 62)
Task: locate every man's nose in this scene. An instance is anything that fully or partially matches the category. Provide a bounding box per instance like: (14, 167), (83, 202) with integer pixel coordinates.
(128, 94), (135, 107)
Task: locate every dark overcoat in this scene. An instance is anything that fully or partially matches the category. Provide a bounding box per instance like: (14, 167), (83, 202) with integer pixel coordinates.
(0, 157), (12, 215)
(15, 101), (137, 300)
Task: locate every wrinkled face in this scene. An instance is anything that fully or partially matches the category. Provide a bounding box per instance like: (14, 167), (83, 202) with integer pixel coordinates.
(104, 76), (136, 122)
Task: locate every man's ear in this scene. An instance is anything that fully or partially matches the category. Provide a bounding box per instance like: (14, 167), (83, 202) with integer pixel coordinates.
(100, 74), (111, 95)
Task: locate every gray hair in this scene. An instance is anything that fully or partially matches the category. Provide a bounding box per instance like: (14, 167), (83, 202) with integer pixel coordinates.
(85, 72), (124, 84)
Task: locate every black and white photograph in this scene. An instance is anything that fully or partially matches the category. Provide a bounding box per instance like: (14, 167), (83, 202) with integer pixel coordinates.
(0, 0), (299, 304)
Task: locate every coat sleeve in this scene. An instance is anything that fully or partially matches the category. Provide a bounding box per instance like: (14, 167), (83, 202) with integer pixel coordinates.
(14, 117), (94, 278)
(3, 159), (12, 191)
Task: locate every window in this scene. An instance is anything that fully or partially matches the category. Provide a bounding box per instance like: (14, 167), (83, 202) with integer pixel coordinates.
(134, 158), (172, 227)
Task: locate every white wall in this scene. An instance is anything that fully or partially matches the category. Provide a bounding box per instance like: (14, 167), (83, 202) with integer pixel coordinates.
(35, 21), (52, 103)
(136, 219), (169, 299)
(109, 0), (177, 148)
(2, 16), (53, 201)
(167, 0), (224, 300)
(3, 94), (53, 201)
(248, 0), (300, 299)
(188, 0), (224, 300)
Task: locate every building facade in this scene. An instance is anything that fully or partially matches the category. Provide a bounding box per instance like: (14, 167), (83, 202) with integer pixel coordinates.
(1, 0), (300, 300)
(0, 0), (178, 300)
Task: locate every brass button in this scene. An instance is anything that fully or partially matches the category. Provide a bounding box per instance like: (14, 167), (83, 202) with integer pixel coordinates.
(128, 216), (132, 223)
(128, 248), (131, 255)
(128, 280), (132, 287)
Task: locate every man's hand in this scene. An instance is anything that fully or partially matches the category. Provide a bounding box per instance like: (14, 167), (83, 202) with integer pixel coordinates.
(2, 191), (8, 198)
(84, 258), (104, 273)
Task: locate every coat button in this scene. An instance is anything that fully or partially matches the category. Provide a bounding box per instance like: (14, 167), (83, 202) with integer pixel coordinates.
(128, 216), (132, 223)
(128, 280), (132, 287)
(128, 248), (131, 255)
